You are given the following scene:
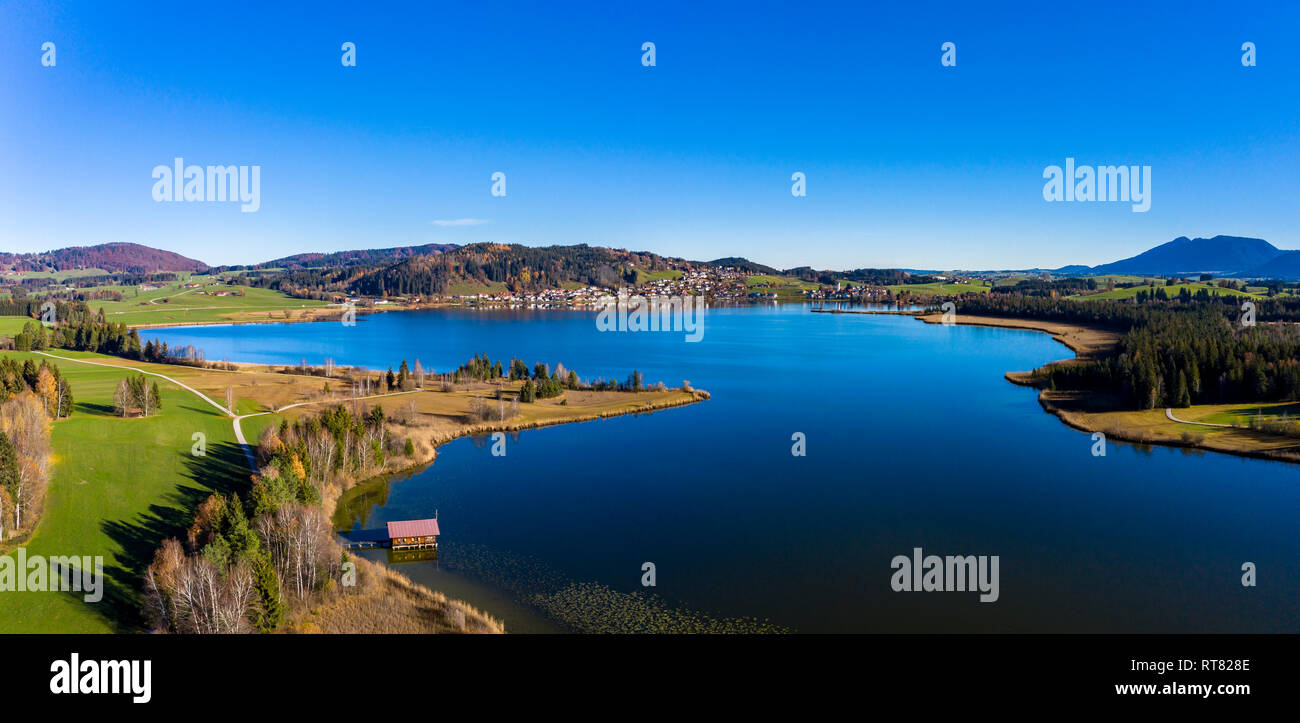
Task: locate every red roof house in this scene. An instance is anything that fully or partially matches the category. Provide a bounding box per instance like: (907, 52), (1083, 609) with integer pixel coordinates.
(387, 518), (440, 549)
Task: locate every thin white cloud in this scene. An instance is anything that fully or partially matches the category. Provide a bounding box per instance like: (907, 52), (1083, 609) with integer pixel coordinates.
(431, 218), (489, 227)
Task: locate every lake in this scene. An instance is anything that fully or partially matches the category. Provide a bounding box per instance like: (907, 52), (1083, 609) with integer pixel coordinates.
(148, 305), (1300, 633)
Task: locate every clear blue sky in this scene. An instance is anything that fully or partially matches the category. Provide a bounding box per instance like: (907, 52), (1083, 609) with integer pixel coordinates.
(2, 1), (1297, 270)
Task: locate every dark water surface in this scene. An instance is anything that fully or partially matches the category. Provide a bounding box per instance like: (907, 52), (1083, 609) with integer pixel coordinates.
(150, 305), (1300, 632)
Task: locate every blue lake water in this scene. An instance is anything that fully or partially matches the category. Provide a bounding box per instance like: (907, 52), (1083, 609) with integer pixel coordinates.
(149, 305), (1300, 632)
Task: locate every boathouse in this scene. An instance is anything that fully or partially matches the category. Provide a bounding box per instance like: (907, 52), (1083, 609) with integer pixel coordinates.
(387, 518), (440, 550)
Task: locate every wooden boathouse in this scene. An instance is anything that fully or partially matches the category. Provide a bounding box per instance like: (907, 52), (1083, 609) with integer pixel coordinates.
(386, 518), (440, 550)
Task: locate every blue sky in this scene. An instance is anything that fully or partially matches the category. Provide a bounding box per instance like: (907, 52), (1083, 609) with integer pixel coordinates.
(2, 1), (1298, 270)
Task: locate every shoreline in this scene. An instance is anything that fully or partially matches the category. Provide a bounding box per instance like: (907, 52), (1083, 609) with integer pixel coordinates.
(909, 312), (1300, 466)
(125, 303), (425, 330)
(129, 298), (818, 331)
(327, 387), (710, 519)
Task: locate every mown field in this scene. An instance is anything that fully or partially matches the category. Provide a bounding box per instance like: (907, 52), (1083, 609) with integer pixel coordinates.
(0, 316), (35, 338)
(2, 268), (112, 282)
(744, 274), (820, 299)
(1052, 395), (1300, 461)
(21, 275), (334, 327)
(1185, 401), (1300, 427)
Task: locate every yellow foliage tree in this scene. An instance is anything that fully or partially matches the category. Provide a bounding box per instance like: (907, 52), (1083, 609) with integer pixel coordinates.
(35, 367), (57, 418)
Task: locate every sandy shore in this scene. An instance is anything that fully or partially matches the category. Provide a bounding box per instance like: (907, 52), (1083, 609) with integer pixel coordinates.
(912, 312), (1120, 361)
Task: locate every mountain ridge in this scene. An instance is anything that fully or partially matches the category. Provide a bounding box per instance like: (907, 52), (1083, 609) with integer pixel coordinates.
(1082, 235), (1282, 277)
(6, 235), (1300, 283)
(0, 242), (209, 274)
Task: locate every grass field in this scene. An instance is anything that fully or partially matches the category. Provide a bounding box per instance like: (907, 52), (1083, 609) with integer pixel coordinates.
(1185, 401), (1300, 427)
(444, 280), (509, 297)
(886, 280), (991, 296)
(744, 274), (820, 299)
(0, 315), (36, 338)
(0, 350), (258, 632)
(39, 276), (334, 327)
(642, 270), (684, 283)
(2, 268), (113, 282)
(1045, 393), (1300, 464)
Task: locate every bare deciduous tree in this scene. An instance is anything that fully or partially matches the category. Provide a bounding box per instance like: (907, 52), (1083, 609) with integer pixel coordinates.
(259, 502), (335, 602)
(114, 379), (130, 417)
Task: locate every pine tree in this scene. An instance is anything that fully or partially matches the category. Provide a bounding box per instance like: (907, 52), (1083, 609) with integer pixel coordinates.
(253, 552), (286, 633)
(0, 433), (18, 535)
(1174, 371), (1191, 408)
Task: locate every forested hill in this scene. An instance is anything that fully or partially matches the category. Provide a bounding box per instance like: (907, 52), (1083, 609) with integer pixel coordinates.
(0, 242), (209, 273)
(254, 243), (692, 298)
(245, 243), (461, 271)
(349, 243), (679, 296)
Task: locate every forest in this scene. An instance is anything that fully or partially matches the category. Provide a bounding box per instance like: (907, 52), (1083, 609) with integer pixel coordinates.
(956, 294), (1300, 409)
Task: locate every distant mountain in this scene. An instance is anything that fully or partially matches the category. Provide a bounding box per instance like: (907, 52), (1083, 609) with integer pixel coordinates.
(1050, 264), (1093, 275)
(259, 243), (460, 270)
(0, 242), (209, 274)
(1089, 235), (1281, 277)
(1237, 250), (1300, 280)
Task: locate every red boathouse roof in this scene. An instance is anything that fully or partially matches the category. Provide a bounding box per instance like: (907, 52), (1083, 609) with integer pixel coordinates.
(387, 518), (440, 539)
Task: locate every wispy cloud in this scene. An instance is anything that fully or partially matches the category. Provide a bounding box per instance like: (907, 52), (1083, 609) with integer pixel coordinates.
(431, 218), (489, 227)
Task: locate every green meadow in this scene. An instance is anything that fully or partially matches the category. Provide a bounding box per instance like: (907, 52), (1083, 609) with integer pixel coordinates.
(641, 269), (685, 283)
(0, 350), (264, 633)
(744, 274), (820, 299)
(444, 279), (509, 296)
(886, 280), (991, 296)
(1193, 402), (1300, 427)
(2, 268), (113, 282)
(0, 316), (36, 338)
(75, 278), (331, 326)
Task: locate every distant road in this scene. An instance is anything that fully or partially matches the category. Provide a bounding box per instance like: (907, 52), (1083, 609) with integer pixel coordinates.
(34, 351), (232, 416)
(32, 350), (422, 473)
(1165, 408), (1231, 428)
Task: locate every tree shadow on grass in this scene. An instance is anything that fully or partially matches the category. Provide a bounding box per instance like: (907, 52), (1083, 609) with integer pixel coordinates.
(73, 400), (118, 416)
(87, 441), (253, 632)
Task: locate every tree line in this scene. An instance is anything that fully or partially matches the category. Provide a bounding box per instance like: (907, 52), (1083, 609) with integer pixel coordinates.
(0, 356), (74, 418)
(955, 294), (1300, 409)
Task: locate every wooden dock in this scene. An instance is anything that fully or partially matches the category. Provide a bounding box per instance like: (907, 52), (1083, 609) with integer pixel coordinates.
(340, 539), (389, 550)
(338, 517), (440, 551)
